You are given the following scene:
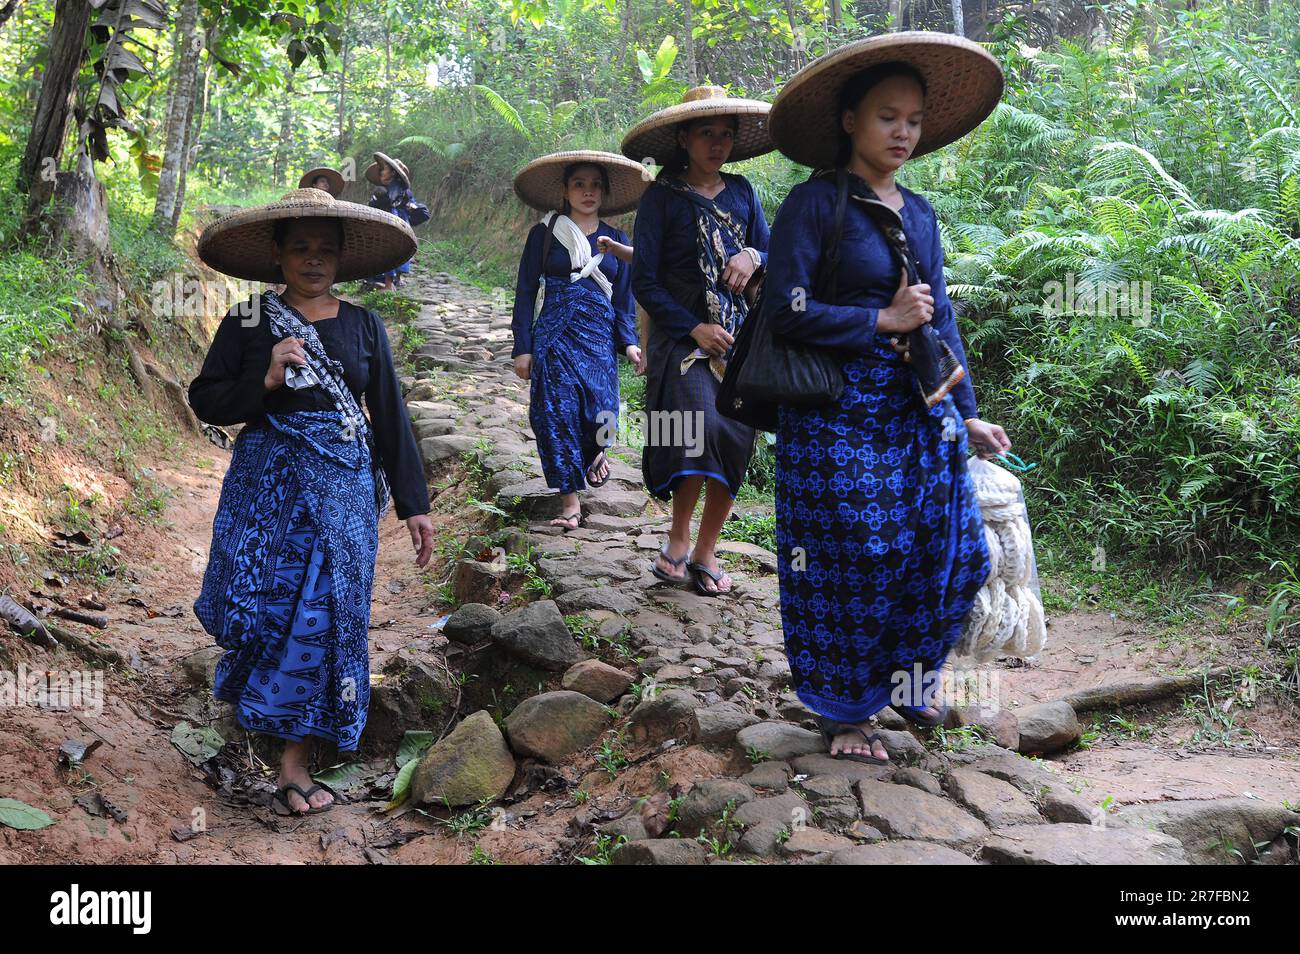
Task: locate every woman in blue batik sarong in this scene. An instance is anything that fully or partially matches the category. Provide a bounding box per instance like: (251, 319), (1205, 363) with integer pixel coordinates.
(622, 86), (774, 596)
(763, 35), (1010, 763)
(510, 151), (649, 530)
(362, 152), (421, 291)
(190, 188), (434, 816)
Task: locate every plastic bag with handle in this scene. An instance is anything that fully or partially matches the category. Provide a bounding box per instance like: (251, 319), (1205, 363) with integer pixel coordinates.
(957, 456), (1046, 662)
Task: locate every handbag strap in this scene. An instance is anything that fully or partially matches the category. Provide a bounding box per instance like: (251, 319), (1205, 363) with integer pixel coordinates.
(540, 212), (562, 274)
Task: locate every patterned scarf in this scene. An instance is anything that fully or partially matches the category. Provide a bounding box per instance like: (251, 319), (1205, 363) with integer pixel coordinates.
(656, 177), (750, 382)
(261, 290), (390, 514)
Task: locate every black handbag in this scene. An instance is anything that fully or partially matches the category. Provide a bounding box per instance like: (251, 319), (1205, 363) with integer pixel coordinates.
(717, 169), (852, 432)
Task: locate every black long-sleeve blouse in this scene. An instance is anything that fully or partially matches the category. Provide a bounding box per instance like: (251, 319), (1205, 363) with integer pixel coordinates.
(188, 297), (431, 520)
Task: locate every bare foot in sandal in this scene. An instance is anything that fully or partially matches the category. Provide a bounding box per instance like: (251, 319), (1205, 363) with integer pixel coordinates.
(687, 550), (732, 594)
(830, 722), (889, 762)
(652, 539), (690, 583)
(278, 741), (333, 813)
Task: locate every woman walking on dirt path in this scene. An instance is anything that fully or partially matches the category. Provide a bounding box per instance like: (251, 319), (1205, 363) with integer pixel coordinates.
(361, 152), (425, 291)
(761, 34), (1011, 764)
(510, 151), (647, 531)
(623, 86), (773, 597)
(189, 188), (434, 816)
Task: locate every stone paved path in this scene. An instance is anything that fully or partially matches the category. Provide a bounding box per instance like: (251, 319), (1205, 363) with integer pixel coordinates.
(391, 271), (1298, 865)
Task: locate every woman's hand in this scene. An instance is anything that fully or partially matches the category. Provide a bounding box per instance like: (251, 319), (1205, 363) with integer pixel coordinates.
(513, 354), (533, 380)
(625, 344), (645, 375)
(264, 336), (308, 392)
(720, 251), (756, 294)
(690, 323), (734, 359)
(965, 419), (1012, 459)
(406, 514), (434, 567)
(876, 269), (934, 335)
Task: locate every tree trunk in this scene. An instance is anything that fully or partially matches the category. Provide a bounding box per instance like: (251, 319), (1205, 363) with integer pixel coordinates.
(17, 0), (91, 197)
(170, 36), (211, 232)
(383, 15), (392, 133)
(153, 0), (201, 233)
(683, 1), (697, 86)
(888, 0), (903, 30)
(273, 74), (295, 187)
(950, 0), (965, 36)
(337, 5), (351, 154)
(0, 0), (24, 29)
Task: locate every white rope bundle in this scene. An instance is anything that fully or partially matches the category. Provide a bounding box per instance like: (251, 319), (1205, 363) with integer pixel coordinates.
(957, 458), (1047, 661)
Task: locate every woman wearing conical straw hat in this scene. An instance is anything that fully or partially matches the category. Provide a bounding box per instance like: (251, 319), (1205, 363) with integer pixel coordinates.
(299, 166), (346, 198)
(762, 33), (1010, 764)
(511, 151), (648, 530)
(362, 152), (420, 290)
(189, 188), (435, 816)
(622, 85), (773, 596)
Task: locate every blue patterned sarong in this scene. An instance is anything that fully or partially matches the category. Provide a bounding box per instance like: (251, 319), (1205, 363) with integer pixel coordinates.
(195, 410), (380, 752)
(775, 341), (991, 725)
(530, 277), (619, 494)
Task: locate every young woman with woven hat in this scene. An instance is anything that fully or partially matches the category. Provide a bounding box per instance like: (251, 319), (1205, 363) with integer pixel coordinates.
(623, 85), (773, 596)
(511, 151), (647, 530)
(362, 152), (422, 290)
(762, 33), (1011, 763)
(299, 166), (346, 198)
(189, 188), (435, 816)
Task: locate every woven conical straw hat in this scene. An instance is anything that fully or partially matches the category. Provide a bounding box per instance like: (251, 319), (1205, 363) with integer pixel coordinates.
(197, 188), (416, 284)
(621, 86), (773, 166)
(513, 150), (651, 216)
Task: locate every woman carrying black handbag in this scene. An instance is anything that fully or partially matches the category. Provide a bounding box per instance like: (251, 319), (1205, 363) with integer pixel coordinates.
(761, 34), (1012, 764)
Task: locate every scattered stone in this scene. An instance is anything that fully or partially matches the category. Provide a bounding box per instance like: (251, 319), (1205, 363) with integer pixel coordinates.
(951, 704), (1020, 751)
(891, 767), (943, 796)
(693, 702), (760, 746)
(780, 828), (855, 859)
(490, 600), (582, 671)
(943, 768), (1044, 828)
(598, 811), (648, 844)
(736, 722), (824, 761)
(561, 659), (634, 703)
(856, 780), (988, 849)
(557, 586), (641, 615)
(502, 691), (610, 763)
(739, 760), (791, 792)
(797, 774), (853, 801)
(612, 839), (708, 865)
(1015, 701), (1081, 754)
(628, 689), (699, 744)
(674, 779), (755, 836)
(738, 819), (787, 857)
(981, 823), (1189, 865)
(443, 603), (501, 645)
(364, 654), (458, 749)
(410, 711), (516, 808)
(733, 792), (808, 832)
(790, 753), (894, 783)
(1114, 798), (1300, 865)
(845, 820), (886, 842)
(832, 841), (977, 865)
(178, 647), (222, 688)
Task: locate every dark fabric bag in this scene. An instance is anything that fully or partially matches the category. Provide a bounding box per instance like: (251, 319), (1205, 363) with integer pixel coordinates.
(717, 169), (851, 432)
(405, 198), (431, 227)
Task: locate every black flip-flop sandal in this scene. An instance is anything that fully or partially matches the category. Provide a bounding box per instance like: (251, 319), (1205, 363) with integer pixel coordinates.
(585, 450), (611, 489)
(816, 717), (889, 765)
(687, 560), (732, 597)
(272, 782), (334, 817)
(650, 545), (690, 585)
(894, 703), (949, 728)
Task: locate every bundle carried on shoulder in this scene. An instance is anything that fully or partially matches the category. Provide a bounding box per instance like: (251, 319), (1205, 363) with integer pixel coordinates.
(957, 457), (1047, 662)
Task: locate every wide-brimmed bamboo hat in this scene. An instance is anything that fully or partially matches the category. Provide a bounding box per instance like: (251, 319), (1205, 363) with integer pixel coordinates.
(621, 86), (773, 166)
(197, 188), (417, 283)
(513, 150), (651, 216)
(770, 32), (1004, 169)
(298, 166), (345, 197)
(365, 151), (411, 187)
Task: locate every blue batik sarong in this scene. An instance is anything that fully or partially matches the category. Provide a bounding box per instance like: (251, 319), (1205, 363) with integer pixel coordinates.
(194, 293), (387, 752)
(775, 341), (991, 725)
(530, 277), (619, 494)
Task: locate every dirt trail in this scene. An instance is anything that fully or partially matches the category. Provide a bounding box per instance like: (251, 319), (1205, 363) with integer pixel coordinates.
(2, 269), (1296, 865)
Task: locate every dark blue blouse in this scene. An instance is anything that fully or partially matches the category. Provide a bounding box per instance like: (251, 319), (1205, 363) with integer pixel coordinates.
(511, 220), (637, 358)
(631, 173), (771, 342)
(188, 299), (431, 521)
(763, 176), (979, 420)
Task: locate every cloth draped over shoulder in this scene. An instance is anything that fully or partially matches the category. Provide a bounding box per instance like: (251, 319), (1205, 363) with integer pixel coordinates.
(534, 211), (613, 320)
